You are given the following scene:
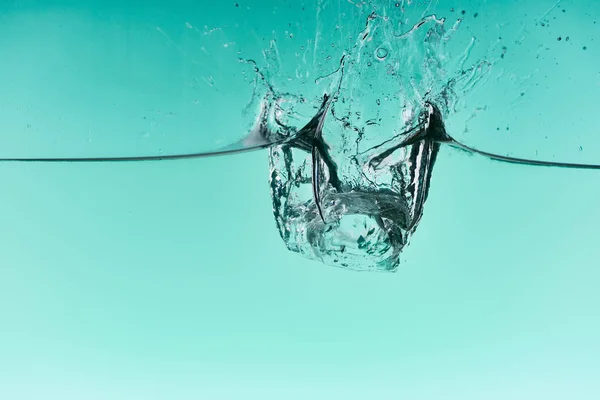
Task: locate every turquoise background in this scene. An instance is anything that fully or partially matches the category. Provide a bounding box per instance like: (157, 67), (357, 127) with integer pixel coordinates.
(1, 145), (599, 399)
(1, 1), (599, 399)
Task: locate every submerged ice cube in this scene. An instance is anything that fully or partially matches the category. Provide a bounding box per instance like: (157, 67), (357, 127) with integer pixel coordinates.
(269, 102), (444, 272)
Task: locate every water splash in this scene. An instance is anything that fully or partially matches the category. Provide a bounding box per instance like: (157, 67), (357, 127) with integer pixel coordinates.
(264, 9), (600, 271)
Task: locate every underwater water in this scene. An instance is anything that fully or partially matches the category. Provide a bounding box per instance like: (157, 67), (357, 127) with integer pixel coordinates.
(1, 0), (600, 399)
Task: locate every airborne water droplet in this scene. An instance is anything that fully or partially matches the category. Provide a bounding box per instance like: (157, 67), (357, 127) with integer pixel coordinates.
(375, 47), (389, 60)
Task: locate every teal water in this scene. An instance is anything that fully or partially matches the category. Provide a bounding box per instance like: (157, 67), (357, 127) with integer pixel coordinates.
(1, 1), (599, 399)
